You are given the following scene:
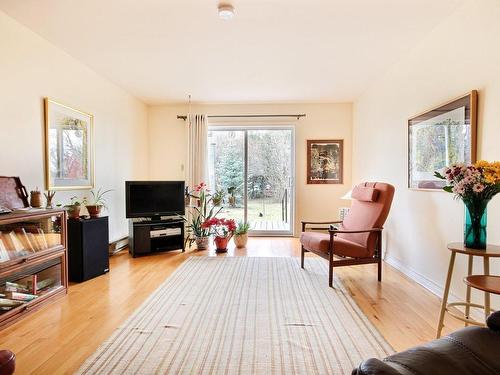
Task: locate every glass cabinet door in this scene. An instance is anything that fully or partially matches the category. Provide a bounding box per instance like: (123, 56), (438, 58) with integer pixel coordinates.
(0, 256), (63, 315)
(0, 215), (63, 265)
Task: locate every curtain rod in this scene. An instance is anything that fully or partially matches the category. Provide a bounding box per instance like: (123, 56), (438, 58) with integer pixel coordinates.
(176, 114), (306, 121)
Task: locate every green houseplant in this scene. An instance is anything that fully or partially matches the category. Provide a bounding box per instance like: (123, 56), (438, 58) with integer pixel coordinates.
(227, 186), (236, 207)
(85, 188), (112, 218)
(212, 189), (225, 206)
(185, 182), (222, 250)
(233, 221), (250, 248)
(65, 196), (87, 219)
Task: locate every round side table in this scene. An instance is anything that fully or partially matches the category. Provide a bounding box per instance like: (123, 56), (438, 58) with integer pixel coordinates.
(464, 275), (500, 295)
(436, 242), (500, 338)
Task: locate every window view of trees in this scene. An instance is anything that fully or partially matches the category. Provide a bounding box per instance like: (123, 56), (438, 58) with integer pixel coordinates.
(413, 119), (469, 173)
(208, 129), (293, 231)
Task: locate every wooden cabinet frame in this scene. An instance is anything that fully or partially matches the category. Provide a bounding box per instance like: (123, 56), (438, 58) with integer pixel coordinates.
(0, 209), (68, 330)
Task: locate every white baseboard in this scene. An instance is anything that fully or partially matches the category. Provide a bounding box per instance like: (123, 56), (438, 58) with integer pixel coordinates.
(385, 255), (484, 322)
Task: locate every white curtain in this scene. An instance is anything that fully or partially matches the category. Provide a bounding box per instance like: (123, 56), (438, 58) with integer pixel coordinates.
(186, 114), (208, 190)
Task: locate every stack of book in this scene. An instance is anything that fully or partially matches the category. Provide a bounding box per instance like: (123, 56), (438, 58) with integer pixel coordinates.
(0, 227), (53, 263)
(0, 277), (56, 313)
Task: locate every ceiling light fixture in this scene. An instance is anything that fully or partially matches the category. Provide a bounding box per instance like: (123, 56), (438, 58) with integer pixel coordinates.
(218, 3), (235, 20)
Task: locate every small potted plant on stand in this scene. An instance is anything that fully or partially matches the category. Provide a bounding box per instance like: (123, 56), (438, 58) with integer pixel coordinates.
(227, 186), (236, 207)
(185, 182), (222, 250)
(202, 218), (236, 253)
(212, 189), (225, 206)
(85, 188), (112, 218)
(65, 196), (87, 219)
(234, 221), (250, 248)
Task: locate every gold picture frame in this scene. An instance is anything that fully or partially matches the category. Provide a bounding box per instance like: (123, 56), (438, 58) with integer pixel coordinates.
(44, 98), (95, 190)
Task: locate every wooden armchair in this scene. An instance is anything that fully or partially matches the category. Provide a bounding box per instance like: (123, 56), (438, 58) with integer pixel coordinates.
(300, 182), (395, 287)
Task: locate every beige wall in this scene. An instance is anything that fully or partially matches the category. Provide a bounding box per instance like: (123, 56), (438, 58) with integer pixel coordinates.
(0, 11), (149, 241)
(353, 0), (500, 308)
(149, 103), (353, 235)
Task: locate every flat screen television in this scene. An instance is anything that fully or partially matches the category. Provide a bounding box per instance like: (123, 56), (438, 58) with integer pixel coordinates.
(126, 181), (185, 218)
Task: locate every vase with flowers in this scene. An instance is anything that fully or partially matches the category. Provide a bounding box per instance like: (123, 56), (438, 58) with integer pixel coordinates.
(185, 182), (222, 250)
(435, 161), (500, 249)
(202, 218), (236, 253)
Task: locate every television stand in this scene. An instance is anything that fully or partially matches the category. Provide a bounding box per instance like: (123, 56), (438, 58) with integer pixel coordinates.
(128, 217), (185, 257)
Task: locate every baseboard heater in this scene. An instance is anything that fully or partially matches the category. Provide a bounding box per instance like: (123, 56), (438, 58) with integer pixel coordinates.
(108, 236), (129, 255)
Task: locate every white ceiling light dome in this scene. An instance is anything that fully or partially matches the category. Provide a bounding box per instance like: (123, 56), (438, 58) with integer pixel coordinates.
(218, 3), (235, 20)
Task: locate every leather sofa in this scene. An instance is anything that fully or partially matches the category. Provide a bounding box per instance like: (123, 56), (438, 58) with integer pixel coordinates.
(0, 350), (15, 375)
(353, 311), (500, 375)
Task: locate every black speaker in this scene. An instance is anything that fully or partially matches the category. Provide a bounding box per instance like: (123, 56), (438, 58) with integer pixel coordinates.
(68, 216), (110, 282)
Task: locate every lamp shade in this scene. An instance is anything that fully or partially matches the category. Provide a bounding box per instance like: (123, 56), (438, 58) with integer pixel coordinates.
(341, 189), (352, 200)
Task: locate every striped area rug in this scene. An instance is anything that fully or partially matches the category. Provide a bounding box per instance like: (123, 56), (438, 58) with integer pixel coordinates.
(77, 257), (393, 374)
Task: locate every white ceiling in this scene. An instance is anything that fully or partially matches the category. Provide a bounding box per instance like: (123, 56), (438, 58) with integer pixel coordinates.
(0, 0), (463, 104)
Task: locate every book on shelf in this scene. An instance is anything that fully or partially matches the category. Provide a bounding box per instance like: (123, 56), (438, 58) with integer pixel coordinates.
(16, 228), (36, 253)
(5, 281), (30, 293)
(27, 277), (55, 294)
(37, 228), (49, 249)
(4, 231), (30, 256)
(0, 298), (24, 308)
(27, 233), (41, 251)
(8, 231), (24, 252)
(3, 291), (37, 302)
(0, 233), (10, 262)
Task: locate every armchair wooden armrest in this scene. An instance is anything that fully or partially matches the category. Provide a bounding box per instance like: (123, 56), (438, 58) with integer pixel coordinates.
(302, 220), (343, 231)
(328, 227), (383, 234)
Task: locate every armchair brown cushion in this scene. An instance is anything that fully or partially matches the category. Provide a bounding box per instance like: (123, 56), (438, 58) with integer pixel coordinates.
(300, 232), (369, 258)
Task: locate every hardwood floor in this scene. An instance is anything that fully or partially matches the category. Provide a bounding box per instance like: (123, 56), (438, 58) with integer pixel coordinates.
(0, 237), (461, 374)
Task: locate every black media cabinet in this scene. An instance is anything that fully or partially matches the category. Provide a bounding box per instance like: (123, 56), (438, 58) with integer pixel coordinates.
(128, 217), (185, 257)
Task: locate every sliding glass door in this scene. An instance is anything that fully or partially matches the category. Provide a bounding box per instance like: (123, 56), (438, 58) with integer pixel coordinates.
(208, 127), (294, 235)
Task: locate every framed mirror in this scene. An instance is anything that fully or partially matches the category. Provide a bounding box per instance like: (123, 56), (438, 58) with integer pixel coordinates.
(408, 91), (478, 190)
(44, 98), (94, 190)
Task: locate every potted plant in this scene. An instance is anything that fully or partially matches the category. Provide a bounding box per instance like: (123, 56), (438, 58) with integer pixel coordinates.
(85, 188), (112, 218)
(65, 196), (87, 219)
(227, 186), (236, 207)
(185, 182), (222, 250)
(184, 186), (191, 206)
(212, 189), (225, 206)
(234, 221), (250, 248)
(435, 161), (500, 249)
(202, 217), (236, 253)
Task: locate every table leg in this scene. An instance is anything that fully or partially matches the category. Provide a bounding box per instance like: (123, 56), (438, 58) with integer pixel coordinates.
(484, 257), (490, 321)
(437, 251), (456, 338)
(464, 255), (473, 326)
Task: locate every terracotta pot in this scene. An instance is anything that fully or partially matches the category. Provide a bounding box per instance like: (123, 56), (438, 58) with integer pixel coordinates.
(86, 205), (102, 218)
(67, 206), (81, 219)
(195, 236), (209, 250)
(214, 236), (230, 253)
(234, 233), (248, 248)
(228, 196), (236, 207)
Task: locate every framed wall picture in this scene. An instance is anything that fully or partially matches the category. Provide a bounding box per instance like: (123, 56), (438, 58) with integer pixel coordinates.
(408, 91), (478, 190)
(44, 98), (94, 190)
(307, 139), (343, 184)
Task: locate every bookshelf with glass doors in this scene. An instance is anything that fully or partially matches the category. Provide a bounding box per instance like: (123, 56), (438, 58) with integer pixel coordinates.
(0, 209), (67, 329)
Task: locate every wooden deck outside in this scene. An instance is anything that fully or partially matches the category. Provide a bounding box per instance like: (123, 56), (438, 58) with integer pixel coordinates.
(251, 220), (289, 231)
